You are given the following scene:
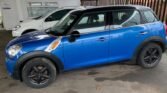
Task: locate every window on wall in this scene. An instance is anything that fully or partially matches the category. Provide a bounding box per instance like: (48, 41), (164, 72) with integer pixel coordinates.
(27, 2), (58, 17)
(45, 2), (58, 6)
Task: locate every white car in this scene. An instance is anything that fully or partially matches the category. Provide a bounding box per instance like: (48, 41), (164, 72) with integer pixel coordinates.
(12, 7), (77, 37)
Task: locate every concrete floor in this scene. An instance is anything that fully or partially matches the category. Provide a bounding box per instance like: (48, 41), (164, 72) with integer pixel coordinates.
(0, 31), (167, 93)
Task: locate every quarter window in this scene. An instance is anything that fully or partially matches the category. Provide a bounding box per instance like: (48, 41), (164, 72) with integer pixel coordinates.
(143, 11), (158, 23)
(111, 10), (141, 28)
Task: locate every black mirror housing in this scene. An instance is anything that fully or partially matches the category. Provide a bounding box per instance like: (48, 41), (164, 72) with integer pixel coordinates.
(68, 31), (80, 42)
(71, 31), (80, 37)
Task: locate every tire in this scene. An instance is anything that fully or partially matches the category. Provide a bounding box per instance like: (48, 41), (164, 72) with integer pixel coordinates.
(137, 43), (162, 68)
(22, 58), (57, 88)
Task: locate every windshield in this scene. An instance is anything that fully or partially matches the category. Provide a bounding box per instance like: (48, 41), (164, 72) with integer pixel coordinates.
(50, 14), (77, 34)
(33, 12), (50, 20)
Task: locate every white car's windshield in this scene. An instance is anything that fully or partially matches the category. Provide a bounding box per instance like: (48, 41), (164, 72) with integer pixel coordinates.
(50, 14), (77, 34)
(33, 11), (53, 20)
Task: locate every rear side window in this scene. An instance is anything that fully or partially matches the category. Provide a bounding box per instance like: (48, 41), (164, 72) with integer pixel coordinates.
(143, 10), (158, 23)
(111, 9), (141, 27)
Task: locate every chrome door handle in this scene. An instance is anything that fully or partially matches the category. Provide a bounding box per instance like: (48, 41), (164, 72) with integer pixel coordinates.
(140, 31), (148, 35)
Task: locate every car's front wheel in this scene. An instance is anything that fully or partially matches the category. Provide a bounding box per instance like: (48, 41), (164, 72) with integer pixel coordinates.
(138, 43), (162, 68)
(22, 58), (57, 88)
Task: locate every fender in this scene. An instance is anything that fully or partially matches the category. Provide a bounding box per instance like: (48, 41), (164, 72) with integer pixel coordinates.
(132, 36), (166, 62)
(12, 51), (64, 80)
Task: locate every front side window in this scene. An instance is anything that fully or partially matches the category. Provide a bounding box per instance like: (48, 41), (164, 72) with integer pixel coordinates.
(74, 13), (106, 34)
(111, 9), (141, 28)
(50, 14), (77, 34)
(143, 10), (158, 23)
(45, 9), (72, 22)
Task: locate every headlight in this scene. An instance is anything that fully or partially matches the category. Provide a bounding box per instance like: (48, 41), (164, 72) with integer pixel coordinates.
(13, 25), (21, 31)
(8, 44), (21, 57)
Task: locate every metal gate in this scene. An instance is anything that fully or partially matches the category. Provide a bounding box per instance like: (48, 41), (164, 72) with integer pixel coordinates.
(81, 0), (167, 23)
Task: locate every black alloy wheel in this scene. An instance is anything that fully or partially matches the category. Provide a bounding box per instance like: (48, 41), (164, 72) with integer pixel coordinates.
(22, 58), (57, 88)
(138, 43), (162, 68)
(28, 65), (50, 85)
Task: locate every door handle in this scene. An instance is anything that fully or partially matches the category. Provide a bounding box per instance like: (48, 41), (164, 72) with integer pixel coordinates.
(98, 37), (106, 41)
(140, 31), (148, 35)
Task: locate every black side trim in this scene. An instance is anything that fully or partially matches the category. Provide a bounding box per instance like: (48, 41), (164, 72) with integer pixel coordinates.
(132, 36), (166, 62)
(13, 51), (64, 80)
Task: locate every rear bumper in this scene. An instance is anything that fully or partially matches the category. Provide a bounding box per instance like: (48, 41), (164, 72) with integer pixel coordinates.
(165, 36), (167, 49)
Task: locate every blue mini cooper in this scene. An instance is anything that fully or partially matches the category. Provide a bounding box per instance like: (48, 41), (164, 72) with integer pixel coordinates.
(5, 5), (167, 88)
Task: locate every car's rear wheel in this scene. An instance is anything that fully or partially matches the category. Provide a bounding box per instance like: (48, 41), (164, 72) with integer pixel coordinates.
(137, 43), (162, 68)
(22, 58), (57, 88)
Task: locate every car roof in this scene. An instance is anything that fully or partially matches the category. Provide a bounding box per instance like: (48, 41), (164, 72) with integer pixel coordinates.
(72, 5), (151, 14)
(86, 5), (150, 10)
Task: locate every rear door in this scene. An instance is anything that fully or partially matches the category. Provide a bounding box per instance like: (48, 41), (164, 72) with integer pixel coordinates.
(108, 9), (151, 62)
(141, 10), (165, 37)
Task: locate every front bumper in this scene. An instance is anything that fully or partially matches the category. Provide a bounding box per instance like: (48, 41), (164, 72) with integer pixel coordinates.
(12, 30), (21, 37)
(5, 58), (20, 80)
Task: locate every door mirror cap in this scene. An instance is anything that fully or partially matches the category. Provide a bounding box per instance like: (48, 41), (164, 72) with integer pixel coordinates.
(71, 31), (80, 37)
(68, 31), (80, 42)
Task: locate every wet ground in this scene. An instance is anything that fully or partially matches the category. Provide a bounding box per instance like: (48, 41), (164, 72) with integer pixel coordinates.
(0, 31), (167, 93)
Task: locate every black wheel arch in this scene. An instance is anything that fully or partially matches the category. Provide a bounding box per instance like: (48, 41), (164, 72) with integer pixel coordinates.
(22, 29), (38, 35)
(12, 51), (64, 81)
(132, 36), (166, 62)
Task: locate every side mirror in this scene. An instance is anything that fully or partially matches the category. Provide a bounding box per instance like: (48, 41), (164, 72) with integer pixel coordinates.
(68, 31), (80, 42)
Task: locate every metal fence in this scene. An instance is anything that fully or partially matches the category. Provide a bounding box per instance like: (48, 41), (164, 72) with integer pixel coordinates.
(81, 0), (167, 23)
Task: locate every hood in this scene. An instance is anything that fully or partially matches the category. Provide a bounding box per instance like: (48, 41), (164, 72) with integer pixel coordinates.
(22, 19), (36, 23)
(7, 31), (55, 47)
(20, 19), (41, 26)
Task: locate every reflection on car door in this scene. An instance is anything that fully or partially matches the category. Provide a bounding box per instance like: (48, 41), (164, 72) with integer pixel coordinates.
(62, 12), (110, 70)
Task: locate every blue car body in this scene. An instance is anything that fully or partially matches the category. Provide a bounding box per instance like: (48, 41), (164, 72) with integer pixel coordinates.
(5, 5), (167, 80)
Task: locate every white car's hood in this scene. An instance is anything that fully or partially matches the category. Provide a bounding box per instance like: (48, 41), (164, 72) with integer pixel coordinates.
(20, 19), (41, 26)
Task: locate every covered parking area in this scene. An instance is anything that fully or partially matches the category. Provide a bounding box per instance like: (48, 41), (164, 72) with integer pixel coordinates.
(0, 0), (167, 93)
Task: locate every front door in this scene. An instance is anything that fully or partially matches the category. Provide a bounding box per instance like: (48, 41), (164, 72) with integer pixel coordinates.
(63, 12), (110, 70)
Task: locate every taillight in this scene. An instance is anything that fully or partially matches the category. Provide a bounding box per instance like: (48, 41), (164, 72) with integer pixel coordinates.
(165, 24), (167, 35)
